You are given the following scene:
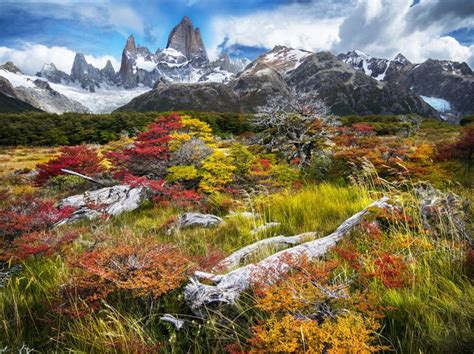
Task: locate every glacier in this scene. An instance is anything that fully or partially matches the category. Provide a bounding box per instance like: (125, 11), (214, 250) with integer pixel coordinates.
(420, 95), (452, 112)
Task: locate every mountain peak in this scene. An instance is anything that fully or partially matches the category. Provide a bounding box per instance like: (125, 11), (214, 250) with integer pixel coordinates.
(166, 16), (208, 64)
(181, 16), (193, 24)
(102, 60), (115, 73)
(0, 61), (22, 74)
(125, 34), (136, 52)
(393, 53), (410, 65)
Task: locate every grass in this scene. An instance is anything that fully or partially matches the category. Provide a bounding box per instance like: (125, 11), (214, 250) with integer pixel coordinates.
(0, 140), (471, 352)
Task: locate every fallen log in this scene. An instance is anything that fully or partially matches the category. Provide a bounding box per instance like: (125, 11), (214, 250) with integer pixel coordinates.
(214, 232), (317, 272)
(60, 168), (105, 185)
(184, 197), (389, 315)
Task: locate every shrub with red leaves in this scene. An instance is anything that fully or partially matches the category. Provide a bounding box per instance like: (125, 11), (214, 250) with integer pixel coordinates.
(35, 145), (104, 186)
(108, 113), (183, 178)
(436, 126), (474, 165)
(335, 244), (409, 289)
(374, 253), (409, 288)
(123, 173), (204, 209)
(0, 192), (75, 241)
(1, 229), (81, 262)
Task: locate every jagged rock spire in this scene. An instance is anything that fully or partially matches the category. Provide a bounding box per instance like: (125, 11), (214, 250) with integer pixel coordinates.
(124, 34), (136, 52)
(166, 16), (208, 64)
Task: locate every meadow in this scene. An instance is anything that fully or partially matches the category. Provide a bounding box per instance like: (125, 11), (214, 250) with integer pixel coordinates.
(0, 111), (472, 353)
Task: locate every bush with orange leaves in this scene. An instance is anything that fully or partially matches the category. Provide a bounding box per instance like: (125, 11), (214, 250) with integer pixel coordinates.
(248, 258), (388, 353)
(62, 241), (193, 315)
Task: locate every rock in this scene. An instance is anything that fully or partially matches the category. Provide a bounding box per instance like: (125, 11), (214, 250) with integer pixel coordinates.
(178, 212), (224, 229)
(166, 16), (208, 66)
(0, 61), (22, 74)
(57, 185), (147, 225)
(0, 76), (18, 98)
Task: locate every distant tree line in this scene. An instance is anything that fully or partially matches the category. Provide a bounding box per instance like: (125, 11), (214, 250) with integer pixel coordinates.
(0, 111), (252, 146)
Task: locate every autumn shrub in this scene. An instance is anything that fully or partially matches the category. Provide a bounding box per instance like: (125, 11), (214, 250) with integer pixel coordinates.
(123, 174), (204, 209)
(248, 258), (387, 353)
(35, 145), (104, 186)
(107, 113), (182, 178)
(1, 229), (81, 262)
(436, 126), (474, 165)
(0, 191), (74, 241)
(250, 312), (385, 353)
(199, 150), (236, 194)
(63, 241), (193, 314)
(329, 125), (448, 184)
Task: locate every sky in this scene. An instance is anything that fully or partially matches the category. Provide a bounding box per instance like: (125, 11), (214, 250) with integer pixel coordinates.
(0, 0), (473, 75)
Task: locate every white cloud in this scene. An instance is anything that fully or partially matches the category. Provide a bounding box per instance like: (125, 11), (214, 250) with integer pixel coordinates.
(0, 43), (120, 75)
(209, 0), (474, 67)
(208, 2), (345, 60)
(336, 0), (474, 66)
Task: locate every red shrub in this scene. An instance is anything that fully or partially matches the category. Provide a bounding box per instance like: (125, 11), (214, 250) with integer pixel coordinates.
(0, 192), (75, 240)
(123, 173), (204, 209)
(35, 145), (104, 186)
(1, 229), (81, 262)
(108, 114), (183, 178)
(374, 253), (409, 288)
(351, 123), (375, 136)
(436, 126), (474, 164)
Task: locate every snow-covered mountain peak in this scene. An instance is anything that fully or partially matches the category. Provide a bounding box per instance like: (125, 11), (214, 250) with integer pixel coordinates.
(255, 45), (312, 74)
(393, 53), (410, 65)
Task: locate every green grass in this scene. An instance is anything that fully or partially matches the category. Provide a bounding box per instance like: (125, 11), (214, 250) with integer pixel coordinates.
(0, 182), (471, 352)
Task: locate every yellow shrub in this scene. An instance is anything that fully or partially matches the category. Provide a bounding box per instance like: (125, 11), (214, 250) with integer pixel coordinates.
(199, 150), (235, 194)
(250, 313), (385, 353)
(166, 165), (199, 182)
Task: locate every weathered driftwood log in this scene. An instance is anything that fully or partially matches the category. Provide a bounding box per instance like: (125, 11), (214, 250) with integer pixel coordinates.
(60, 168), (105, 185)
(160, 314), (185, 330)
(214, 232), (317, 272)
(56, 185), (147, 225)
(184, 197), (389, 315)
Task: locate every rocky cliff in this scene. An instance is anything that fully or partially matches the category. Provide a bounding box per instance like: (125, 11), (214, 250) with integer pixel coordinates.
(166, 16), (208, 66)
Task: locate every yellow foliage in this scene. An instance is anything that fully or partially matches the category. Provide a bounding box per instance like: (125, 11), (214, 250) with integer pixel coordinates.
(169, 132), (192, 151)
(250, 312), (385, 353)
(180, 115), (213, 142)
(167, 165), (199, 182)
(199, 150), (235, 194)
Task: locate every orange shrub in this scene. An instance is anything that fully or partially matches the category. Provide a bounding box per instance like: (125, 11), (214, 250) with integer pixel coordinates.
(62, 241), (194, 315)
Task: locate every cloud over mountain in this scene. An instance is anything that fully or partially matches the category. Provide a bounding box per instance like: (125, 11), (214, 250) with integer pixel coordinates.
(0, 43), (120, 75)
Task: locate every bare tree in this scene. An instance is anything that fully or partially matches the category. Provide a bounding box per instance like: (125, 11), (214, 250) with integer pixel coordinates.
(253, 90), (331, 166)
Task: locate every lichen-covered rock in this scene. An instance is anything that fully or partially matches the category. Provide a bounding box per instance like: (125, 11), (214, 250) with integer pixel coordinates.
(57, 185), (147, 225)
